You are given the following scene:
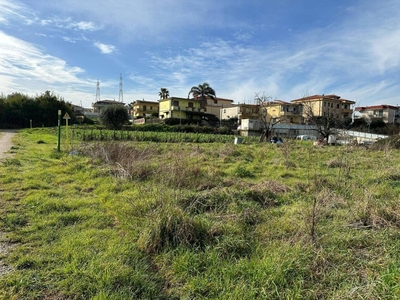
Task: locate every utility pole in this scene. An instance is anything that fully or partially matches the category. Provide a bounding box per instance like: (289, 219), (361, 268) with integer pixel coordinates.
(96, 80), (101, 102)
(119, 74), (123, 103)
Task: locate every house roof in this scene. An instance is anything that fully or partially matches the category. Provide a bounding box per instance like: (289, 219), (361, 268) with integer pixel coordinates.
(291, 94), (355, 104)
(355, 105), (399, 111)
(132, 100), (159, 105)
(269, 100), (297, 105)
(93, 100), (125, 105)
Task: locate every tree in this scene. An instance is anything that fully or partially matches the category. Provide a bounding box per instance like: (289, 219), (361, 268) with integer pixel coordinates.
(100, 105), (130, 130)
(158, 88), (170, 100)
(302, 101), (345, 140)
(0, 91), (74, 129)
(254, 92), (276, 142)
(188, 82), (216, 110)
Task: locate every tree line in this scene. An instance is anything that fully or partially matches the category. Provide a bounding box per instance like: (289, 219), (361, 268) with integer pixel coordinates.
(0, 91), (75, 129)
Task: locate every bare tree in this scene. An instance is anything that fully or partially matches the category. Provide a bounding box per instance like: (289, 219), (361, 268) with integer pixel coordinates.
(302, 101), (345, 140)
(254, 92), (278, 142)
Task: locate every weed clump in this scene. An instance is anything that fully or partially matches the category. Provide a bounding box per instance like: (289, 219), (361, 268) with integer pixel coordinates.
(138, 207), (210, 254)
(326, 157), (346, 168)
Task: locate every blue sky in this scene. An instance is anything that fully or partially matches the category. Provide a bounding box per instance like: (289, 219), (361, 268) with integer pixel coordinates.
(1, 0), (400, 108)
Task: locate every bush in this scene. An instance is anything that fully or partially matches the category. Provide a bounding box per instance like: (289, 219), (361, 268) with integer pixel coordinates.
(99, 105), (130, 130)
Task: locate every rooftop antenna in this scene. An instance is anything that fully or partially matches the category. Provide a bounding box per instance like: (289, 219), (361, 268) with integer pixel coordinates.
(118, 74), (123, 103)
(96, 79), (101, 102)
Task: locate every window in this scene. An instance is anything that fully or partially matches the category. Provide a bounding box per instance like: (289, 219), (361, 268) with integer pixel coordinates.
(172, 100), (179, 106)
(150, 106), (153, 110)
(336, 104), (339, 109)
(188, 102), (193, 108)
(143, 105), (147, 111)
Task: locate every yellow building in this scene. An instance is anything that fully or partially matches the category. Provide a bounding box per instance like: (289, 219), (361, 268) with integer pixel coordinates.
(264, 100), (303, 124)
(159, 97), (204, 120)
(159, 97), (221, 126)
(290, 94), (354, 120)
(131, 100), (159, 118)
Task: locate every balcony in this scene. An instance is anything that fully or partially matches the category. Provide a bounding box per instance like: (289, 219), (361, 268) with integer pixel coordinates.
(279, 111), (300, 116)
(170, 106), (204, 112)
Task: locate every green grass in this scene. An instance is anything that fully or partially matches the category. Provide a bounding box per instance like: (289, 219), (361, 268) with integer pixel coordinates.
(0, 128), (399, 299)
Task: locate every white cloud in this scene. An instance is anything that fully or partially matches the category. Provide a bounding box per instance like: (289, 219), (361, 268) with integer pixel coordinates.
(0, 0), (35, 25)
(94, 42), (116, 54)
(0, 30), (94, 101)
(62, 36), (77, 43)
(69, 21), (101, 31)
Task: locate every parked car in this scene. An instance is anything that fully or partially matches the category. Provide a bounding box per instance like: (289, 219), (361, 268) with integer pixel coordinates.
(296, 135), (316, 141)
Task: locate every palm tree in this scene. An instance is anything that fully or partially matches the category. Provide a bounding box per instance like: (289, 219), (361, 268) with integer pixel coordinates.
(188, 82), (216, 110)
(158, 88), (170, 100)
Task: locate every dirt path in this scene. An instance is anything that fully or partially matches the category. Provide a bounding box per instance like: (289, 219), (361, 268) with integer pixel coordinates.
(0, 130), (17, 160)
(0, 130), (18, 276)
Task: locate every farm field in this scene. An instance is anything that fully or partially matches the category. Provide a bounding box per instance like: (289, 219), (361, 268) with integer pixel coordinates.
(0, 128), (399, 299)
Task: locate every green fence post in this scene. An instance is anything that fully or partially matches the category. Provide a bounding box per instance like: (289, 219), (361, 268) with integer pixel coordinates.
(57, 110), (62, 152)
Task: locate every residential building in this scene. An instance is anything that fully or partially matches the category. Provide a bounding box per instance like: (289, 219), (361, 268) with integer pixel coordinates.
(220, 104), (260, 121)
(204, 97), (235, 117)
(131, 100), (159, 119)
(71, 104), (85, 116)
(158, 97), (219, 125)
(92, 100), (125, 113)
(355, 105), (400, 124)
(263, 100), (303, 124)
(290, 94), (355, 121)
(159, 97), (203, 120)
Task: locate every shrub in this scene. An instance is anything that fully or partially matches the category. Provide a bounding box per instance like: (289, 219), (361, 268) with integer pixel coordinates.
(99, 105), (130, 130)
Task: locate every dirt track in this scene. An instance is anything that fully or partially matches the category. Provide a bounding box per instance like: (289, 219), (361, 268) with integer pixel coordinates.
(0, 130), (17, 160)
(0, 130), (17, 276)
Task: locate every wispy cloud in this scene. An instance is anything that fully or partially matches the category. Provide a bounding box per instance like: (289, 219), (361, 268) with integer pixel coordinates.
(39, 17), (102, 32)
(68, 21), (101, 31)
(94, 42), (116, 54)
(0, 0), (35, 25)
(0, 30), (91, 95)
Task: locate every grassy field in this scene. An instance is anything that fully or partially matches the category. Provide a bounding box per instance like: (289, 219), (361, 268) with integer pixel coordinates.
(0, 128), (399, 299)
